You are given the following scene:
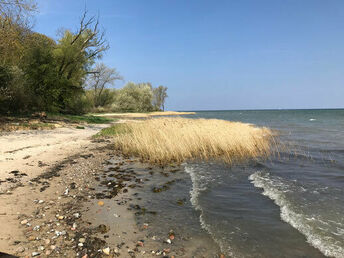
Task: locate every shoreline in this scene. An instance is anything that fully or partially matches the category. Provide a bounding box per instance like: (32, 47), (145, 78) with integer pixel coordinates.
(0, 125), (223, 257)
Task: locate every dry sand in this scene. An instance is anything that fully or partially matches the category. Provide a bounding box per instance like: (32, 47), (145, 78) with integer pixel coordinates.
(0, 125), (112, 255)
(0, 124), (176, 257)
(0, 125), (108, 192)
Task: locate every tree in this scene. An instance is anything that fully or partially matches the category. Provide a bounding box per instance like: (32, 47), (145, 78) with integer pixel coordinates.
(0, 0), (37, 65)
(86, 63), (122, 107)
(116, 82), (154, 112)
(23, 34), (59, 111)
(153, 85), (168, 111)
(50, 10), (109, 111)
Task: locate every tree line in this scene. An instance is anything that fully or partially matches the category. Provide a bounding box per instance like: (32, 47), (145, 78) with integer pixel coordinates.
(0, 0), (168, 115)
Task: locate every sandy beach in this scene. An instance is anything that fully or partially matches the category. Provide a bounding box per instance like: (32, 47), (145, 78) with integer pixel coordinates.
(0, 123), (215, 257)
(0, 125), (144, 257)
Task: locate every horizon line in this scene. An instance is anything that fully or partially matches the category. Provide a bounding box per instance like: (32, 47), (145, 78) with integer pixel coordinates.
(176, 107), (344, 112)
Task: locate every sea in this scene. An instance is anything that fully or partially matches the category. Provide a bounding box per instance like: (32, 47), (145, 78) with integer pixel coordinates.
(131, 109), (344, 258)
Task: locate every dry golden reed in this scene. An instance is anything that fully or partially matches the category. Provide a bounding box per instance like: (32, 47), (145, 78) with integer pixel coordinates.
(113, 117), (274, 165)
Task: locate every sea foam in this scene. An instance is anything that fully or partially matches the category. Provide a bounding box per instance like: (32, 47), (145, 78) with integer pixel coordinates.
(185, 165), (236, 257)
(249, 171), (344, 258)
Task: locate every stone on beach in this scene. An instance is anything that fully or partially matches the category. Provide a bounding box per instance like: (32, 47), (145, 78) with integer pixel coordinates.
(73, 212), (80, 218)
(16, 246), (25, 253)
(20, 219), (28, 225)
(102, 247), (110, 255)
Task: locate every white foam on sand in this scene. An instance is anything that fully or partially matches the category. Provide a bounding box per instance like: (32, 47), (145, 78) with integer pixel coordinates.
(249, 171), (344, 258)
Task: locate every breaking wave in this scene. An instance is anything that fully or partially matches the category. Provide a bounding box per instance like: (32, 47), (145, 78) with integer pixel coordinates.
(249, 171), (344, 258)
(185, 165), (235, 257)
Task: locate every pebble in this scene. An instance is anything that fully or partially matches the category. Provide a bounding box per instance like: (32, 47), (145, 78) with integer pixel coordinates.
(79, 238), (86, 243)
(31, 252), (40, 257)
(78, 243), (83, 247)
(71, 223), (77, 230)
(166, 239), (172, 244)
(16, 246), (25, 253)
(102, 247), (110, 255)
(38, 246), (44, 251)
(20, 219), (28, 225)
(73, 213), (80, 218)
(38, 200), (44, 204)
(50, 245), (56, 250)
(44, 239), (51, 245)
(45, 250), (51, 255)
(58, 215), (64, 220)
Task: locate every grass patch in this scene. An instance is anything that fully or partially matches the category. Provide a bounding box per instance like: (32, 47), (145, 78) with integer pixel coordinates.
(93, 124), (128, 138)
(47, 113), (114, 124)
(112, 117), (275, 165)
(20, 122), (56, 130)
(0, 113), (114, 132)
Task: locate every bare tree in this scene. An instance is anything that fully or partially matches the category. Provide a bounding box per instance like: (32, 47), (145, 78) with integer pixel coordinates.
(0, 0), (37, 27)
(87, 63), (122, 107)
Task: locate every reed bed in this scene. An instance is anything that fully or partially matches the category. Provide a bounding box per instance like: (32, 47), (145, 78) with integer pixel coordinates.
(113, 117), (275, 165)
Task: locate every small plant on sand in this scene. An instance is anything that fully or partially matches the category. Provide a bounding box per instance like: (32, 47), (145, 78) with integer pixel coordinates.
(111, 117), (275, 165)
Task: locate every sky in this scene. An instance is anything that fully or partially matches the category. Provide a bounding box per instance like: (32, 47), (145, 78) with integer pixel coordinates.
(34, 0), (344, 111)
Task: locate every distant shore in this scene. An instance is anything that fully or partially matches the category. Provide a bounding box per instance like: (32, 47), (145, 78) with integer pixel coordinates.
(93, 111), (196, 118)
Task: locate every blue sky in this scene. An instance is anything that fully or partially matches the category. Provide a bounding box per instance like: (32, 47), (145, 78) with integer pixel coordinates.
(35, 0), (344, 111)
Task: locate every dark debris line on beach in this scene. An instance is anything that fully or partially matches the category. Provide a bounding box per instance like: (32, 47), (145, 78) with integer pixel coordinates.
(7, 138), (224, 257)
(7, 140), (187, 257)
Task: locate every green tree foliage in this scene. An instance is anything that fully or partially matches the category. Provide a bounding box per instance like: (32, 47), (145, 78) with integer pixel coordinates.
(0, 9), (109, 114)
(153, 85), (168, 111)
(0, 3), (169, 115)
(115, 82), (155, 112)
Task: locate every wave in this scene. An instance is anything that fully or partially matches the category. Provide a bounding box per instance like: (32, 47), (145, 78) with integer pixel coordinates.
(185, 165), (236, 257)
(249, 171), (344, 258)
